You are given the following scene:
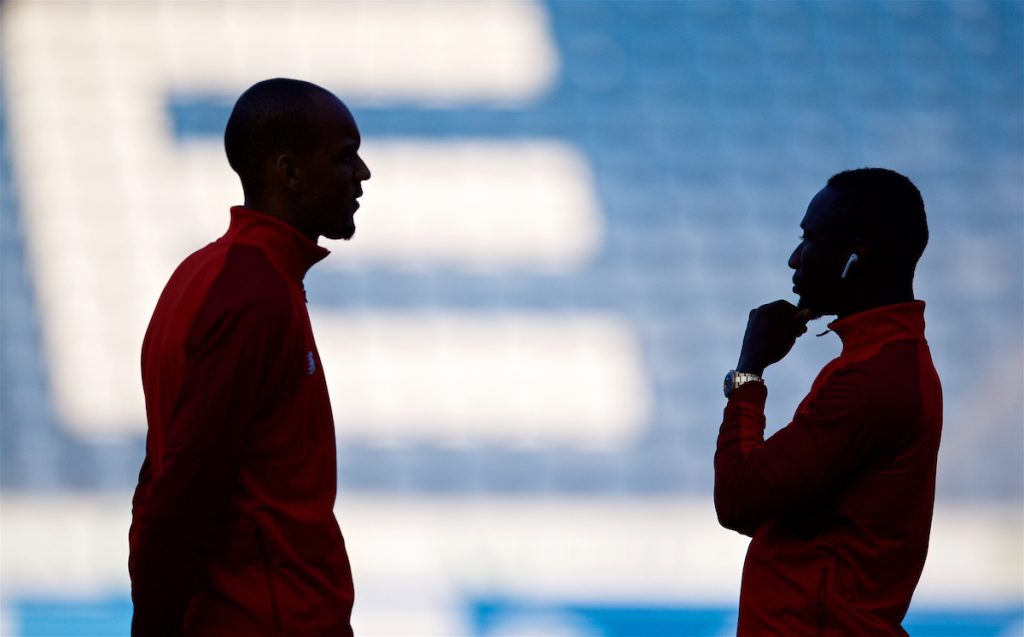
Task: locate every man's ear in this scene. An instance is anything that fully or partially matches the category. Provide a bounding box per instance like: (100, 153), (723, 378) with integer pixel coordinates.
(274, 153), (302, 192)
(841, 238), (868, 279)
(850, 238), (868, 265)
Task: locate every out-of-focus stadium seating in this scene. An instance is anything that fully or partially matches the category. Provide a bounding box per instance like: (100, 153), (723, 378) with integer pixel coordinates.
(1, 1), (1021, 635)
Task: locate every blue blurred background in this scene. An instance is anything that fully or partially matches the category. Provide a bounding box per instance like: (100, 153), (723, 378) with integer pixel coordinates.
(1, 1), (1021, 635)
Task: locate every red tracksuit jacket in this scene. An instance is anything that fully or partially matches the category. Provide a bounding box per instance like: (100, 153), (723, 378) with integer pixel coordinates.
(130, 207), (354, 637)
(715, 301), (942, 636)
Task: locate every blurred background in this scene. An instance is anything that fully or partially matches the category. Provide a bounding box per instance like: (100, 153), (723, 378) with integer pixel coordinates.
(1, 0), (1021, 635)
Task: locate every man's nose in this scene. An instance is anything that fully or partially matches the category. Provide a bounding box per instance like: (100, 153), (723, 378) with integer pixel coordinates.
(357, 157), (371, 181)
(788, 244), (802, 270)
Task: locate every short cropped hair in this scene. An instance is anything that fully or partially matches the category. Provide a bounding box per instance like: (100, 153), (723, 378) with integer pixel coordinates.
(224, 78), (336, 193)
(827, 168), (929, 278)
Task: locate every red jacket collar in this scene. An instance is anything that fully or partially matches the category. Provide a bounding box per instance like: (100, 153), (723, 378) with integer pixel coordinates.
(828, 301), (927, 359)
(222, 206), (330, 281)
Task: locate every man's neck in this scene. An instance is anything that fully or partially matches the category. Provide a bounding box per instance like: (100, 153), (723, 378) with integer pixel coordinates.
(837, 285), (915, 319)
(242, 197), (318, 243)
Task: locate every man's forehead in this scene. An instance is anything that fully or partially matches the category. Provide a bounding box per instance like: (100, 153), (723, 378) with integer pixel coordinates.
(802, 186), (842, 230)
(312, 94), (351, 121)
(313, 97), (360, 143)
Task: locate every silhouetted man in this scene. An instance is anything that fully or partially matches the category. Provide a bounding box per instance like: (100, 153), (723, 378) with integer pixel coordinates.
(130, 78), (370, 637)
(715, 168), (942, 636)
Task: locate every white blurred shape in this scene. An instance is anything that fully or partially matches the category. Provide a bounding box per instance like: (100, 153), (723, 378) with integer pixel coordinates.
(313, 312), (649, 449)
(2, 496), (1020, 610)
(5, 1), (557, 104)
(0, 495), (132, 596)
(337, 140), (603, 272)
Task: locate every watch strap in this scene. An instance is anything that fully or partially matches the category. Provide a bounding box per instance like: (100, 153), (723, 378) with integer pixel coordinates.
(724, 370), (764, 397)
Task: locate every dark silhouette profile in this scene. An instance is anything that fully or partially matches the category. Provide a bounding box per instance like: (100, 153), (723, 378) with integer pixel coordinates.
(129, 78), (370, 637)
(715, 168), (942, 636)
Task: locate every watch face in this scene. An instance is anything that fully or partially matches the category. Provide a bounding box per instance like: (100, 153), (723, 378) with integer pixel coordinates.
(723, 370), (735, 397)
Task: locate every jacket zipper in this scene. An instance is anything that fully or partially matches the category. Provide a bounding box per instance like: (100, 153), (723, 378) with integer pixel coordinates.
(255, 526), (284, 633)
(816, 566), (830, 637)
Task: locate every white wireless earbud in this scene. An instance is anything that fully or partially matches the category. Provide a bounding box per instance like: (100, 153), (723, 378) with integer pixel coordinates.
(841, 253), (859, 280)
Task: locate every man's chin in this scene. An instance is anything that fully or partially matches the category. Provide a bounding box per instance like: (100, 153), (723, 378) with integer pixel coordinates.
(796, 297), (830, 321)
(324, 224), (356, 241)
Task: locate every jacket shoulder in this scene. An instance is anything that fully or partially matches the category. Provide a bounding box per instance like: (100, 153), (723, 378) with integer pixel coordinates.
(184, 243), (295, 352)
(841, 339), (933, 403)
(829, 338), (938, 452)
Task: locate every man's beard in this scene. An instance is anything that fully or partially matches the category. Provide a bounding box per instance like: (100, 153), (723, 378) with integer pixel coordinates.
(797, 296), (830, 321)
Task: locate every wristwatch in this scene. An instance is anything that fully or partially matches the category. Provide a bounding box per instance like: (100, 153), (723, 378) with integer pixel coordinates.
(724, 370), (764, 398)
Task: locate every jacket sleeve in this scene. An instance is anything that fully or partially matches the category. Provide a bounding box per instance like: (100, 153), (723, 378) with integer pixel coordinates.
(129, 280), (293, 637)
(714, 367), (887, 536)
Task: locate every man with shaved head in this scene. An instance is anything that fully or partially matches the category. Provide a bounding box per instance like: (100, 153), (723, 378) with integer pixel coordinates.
(130, 78), (370, 636)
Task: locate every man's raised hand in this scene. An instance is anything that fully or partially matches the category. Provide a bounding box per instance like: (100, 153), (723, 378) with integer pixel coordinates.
(737, 300), (811, 376)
